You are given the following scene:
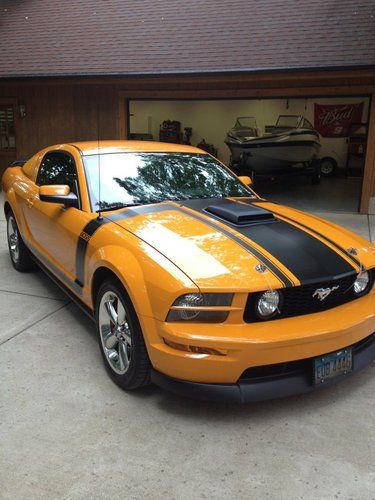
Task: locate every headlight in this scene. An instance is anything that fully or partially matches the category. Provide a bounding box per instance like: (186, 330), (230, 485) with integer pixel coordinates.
(166, 293), (233, 323)
(353, 270), (370, 295)
(256, 290), (280, 319)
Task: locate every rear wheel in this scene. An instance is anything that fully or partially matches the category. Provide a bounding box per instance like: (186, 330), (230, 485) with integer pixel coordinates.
(319, 157), (337, 177)
(96, 280), (151, 390)
(6, 211), (34, 271)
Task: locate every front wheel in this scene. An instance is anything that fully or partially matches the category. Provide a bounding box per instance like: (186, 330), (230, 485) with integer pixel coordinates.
(6, 211), (34, 271)
(96, 280), (151, 390)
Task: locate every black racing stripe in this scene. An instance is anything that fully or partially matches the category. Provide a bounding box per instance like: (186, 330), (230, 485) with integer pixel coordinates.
(107, 200), (293, 287)
(257, 206), (361, 270)
(75, 218), (108, 287)
(237, 220), (354, 284)
(75, 204), (176, 287)
(179, 199), (355, 285)
(173, 201), (294, 287)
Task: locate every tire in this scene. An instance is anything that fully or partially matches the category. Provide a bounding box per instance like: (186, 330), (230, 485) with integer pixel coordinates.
(319, 157), (337, 177)
(95, 280), (151, 390)
(6, 210), (35, 272)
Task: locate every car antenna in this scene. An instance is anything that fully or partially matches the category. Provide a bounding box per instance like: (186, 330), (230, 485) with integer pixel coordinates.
(96, 86), (103, 221)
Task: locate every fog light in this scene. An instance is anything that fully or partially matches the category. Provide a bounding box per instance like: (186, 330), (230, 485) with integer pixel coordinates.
(163, 338), (226, 356)
(256, 290), (280, 318)
(353, 270), (370, 295)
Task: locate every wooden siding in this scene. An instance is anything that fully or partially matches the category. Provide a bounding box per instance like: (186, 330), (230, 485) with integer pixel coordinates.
(0, 84), (118, 177)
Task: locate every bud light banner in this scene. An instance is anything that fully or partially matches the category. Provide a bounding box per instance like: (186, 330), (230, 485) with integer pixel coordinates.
(314, 102), (364, 137)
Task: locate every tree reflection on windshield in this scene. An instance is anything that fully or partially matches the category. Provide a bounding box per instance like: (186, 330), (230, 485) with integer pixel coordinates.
(84, 152), (253, 210)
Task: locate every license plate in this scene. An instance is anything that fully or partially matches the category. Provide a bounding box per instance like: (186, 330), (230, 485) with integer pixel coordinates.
(314, 348), (353, 385)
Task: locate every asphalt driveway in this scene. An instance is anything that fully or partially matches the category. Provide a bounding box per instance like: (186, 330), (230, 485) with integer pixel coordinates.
(0, 195), (374, 499)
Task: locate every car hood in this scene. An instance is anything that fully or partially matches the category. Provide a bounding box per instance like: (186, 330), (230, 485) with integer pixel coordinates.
(106, 198), (375, 291)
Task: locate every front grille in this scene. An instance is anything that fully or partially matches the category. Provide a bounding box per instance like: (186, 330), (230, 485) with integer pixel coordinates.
(244, 270), (374, 323)
(239, 333), (375, 382)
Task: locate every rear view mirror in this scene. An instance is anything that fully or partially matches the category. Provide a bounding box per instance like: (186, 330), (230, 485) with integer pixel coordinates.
(39, 185), (78, 208)
(238, 175), (253, 186)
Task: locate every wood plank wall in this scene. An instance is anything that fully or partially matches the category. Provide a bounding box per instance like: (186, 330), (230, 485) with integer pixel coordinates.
(0, 84), (118, 176)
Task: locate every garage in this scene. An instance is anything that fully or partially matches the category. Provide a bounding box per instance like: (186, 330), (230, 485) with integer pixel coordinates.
(1, 1), (375, 498)
(129, 96), (370, 212)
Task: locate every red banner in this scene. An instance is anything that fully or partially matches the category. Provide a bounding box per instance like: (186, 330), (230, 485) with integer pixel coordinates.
(314, 103), (364, 137)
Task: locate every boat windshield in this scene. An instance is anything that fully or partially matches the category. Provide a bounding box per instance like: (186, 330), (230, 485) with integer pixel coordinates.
(235, 117), (257, 129)
(84, 152), (255, 211)
(275, 115), (301, 128)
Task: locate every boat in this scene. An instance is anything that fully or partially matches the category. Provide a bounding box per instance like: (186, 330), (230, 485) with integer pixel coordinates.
(225, 115), (321, 174)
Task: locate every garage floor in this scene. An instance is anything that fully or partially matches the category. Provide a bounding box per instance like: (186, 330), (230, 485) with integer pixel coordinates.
(256, 175), (363, 213)
(0, 195), (374, 499)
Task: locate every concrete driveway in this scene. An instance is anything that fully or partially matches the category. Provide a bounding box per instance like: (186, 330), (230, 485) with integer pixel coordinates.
(0, 196), (374, 499)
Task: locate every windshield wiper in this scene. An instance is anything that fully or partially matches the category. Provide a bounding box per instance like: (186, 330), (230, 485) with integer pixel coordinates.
(97, 203), (142, 212)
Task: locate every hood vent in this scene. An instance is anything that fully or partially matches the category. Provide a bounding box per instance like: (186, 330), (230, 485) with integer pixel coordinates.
(205, 201), (276, 225)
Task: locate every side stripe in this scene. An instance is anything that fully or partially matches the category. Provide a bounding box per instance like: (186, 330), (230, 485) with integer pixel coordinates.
(75, 218), (108, 287)
(75, 205), (176, 287)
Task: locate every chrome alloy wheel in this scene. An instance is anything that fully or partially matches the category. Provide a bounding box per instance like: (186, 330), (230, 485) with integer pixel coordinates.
(98, 291), (132, 374)
(7, 215), (20, 263)
(320, 159), (334, 175)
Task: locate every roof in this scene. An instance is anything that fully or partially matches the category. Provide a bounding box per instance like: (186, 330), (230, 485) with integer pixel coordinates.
(1, 0), (374, 78)
(22, 141), (205, 179)
(71, 141), (203, 156)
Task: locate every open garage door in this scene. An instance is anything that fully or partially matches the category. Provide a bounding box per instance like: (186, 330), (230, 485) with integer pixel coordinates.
(129, 97), (370, 214)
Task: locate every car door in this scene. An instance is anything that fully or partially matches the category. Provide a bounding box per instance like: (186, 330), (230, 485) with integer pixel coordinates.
(23, 150), (91, 283)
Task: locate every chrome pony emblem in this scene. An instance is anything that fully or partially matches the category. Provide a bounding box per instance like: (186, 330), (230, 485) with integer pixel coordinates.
(254, 264), (267, 273)
(312, 286), (339, 301)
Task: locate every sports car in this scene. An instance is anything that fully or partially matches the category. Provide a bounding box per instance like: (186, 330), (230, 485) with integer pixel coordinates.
(2, 141), (375, 402)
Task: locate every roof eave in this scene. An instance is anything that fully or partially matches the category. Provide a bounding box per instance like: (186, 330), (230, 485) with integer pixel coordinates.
(1, 63), (374, 81)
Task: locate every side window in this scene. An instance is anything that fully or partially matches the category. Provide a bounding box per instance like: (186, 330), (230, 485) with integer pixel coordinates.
(36, 151), (81, 208)
(36, 152), (79, 193)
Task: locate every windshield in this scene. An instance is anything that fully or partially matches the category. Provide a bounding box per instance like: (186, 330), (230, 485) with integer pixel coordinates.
(235, 117), (257, 129)
(84, 152), (254, 211)
(275, 115), (300, 128)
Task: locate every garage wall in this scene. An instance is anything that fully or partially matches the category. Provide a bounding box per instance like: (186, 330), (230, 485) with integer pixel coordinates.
(130, 97), (369, 166)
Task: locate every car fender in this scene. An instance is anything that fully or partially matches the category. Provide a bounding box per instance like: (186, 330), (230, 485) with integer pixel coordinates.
(87, 244), (198, 322)
(3, 183), (22, 229)
(2, 168), (33, 242)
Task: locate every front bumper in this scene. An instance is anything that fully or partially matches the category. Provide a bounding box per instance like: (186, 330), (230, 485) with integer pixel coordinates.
(143, 289), (375, 384)
(151, 333), (375, 402)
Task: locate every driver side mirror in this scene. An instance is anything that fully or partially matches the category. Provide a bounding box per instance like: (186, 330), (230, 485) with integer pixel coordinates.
(39, 185), (79, 208)
(238, 175), (253, 186)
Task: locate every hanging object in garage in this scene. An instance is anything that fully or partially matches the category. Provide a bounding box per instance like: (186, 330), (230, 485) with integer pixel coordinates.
(314, 102), (364, 137)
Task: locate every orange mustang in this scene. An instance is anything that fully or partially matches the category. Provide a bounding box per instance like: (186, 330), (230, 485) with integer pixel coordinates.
(2, 141), (375, 402)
